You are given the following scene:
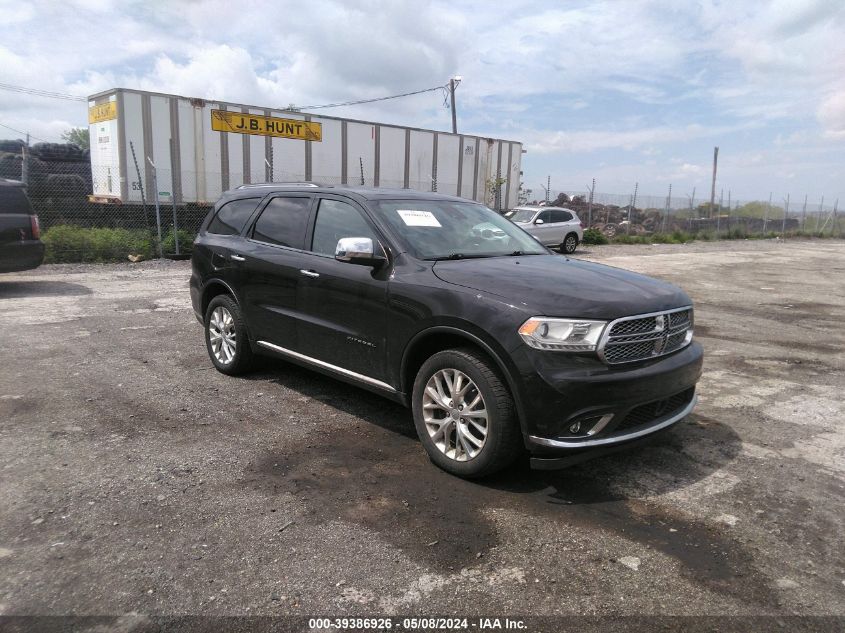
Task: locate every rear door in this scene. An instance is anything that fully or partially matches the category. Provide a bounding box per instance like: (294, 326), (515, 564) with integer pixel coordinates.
(549, 209), (574, 245)
(237, 194), (315, 350)
(195, 196), (263, 282)
(295, 195), (390, 383)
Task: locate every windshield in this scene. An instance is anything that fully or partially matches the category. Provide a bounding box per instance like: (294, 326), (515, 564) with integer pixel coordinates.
(371, 200), (547, 260)
(508, 208), (538, 223)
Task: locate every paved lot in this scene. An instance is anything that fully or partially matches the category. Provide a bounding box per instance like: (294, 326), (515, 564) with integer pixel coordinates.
(0, 240), (843, 623)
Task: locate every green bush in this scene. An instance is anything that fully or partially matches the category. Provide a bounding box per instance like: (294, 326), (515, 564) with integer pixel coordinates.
(43, 225), (154, 263)
(582, 227), (608, 245)
(162, 228), (196, 255)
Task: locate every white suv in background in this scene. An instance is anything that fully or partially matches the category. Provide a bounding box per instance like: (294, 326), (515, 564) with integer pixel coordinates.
(506, 206), (584, 254)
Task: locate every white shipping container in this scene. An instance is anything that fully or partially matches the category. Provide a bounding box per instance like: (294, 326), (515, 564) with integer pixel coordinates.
(87, 88), (523, 210)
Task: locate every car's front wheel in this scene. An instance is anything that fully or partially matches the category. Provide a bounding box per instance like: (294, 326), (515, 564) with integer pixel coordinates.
(411, 348), (522, 478)
(204, 294), (255, 375)
(561, 232), (579, 254)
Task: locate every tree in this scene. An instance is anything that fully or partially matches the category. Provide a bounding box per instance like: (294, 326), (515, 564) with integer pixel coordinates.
(61, 127), (90, 150)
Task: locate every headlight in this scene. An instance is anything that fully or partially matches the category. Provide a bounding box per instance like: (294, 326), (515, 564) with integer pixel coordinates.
(518, 317), (608, 351)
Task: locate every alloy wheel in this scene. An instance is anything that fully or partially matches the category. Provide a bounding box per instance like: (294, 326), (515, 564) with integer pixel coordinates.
(422, 368), (488, 461)
(208, 306), (236, 364)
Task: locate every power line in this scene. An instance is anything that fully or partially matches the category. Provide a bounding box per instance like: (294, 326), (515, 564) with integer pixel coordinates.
(0, 121), (50, 143)
(0, 82), (86, 102)
(295, 84), (448, 111)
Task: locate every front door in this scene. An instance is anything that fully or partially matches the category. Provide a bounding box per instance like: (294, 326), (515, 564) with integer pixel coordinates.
(296, 196), (390, 383)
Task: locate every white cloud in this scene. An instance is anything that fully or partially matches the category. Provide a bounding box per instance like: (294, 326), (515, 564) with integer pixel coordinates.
(818, 90), (845, 139)
(0, 0), (842, 200)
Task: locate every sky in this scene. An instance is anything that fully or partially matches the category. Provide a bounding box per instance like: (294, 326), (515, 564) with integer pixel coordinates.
(1, 0), (843, 205)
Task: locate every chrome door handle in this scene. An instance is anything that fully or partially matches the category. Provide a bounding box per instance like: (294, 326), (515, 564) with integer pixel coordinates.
(230, 254), (246, 261)
(299, 269), (320, 278)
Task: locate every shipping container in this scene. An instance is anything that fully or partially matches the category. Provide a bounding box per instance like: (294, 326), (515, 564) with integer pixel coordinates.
(87, 88), (523, 210)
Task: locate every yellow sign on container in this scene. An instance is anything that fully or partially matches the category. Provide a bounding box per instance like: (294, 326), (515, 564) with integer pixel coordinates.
(211, 110), (322, 142)
(88, 101), (118, 124)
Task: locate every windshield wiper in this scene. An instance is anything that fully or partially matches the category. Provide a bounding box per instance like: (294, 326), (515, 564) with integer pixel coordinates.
(429, 253), (492, 261)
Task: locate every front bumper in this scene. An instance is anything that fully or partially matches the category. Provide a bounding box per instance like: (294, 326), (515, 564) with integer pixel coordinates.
(511, 341), (703, 456)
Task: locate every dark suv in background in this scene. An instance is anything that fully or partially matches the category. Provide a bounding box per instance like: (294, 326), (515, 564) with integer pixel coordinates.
(0, 179), (44, 273)
(190, 184), (702, 477)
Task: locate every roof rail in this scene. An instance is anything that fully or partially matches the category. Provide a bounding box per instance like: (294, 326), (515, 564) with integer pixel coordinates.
(235, 182), (323, 189)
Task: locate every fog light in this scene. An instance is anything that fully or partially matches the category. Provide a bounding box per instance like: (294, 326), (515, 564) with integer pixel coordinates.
(569, 422), (581, 434)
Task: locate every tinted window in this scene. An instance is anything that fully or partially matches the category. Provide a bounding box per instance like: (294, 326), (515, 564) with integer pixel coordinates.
(536, 210), (552, 223)
(0, 185), (33, 215)
(550, 210), (572, 223)
(207, 198), (260, 235)
(252, 196), (311, 248)
(311, 199), (378, 256)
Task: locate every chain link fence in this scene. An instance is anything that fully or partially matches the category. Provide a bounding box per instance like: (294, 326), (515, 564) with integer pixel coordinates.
(527, 187), (842, 242)
(2, 138), (841, 262)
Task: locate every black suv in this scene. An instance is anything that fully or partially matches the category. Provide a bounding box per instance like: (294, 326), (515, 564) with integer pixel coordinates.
(0, 179), (44, 273)
(190, 184), (702, 477)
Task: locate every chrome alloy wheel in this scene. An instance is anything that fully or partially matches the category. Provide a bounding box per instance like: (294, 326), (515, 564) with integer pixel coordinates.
(422, 368), (488, 462)
(564, 235), (577, 252)
(208, 306), (236, 364)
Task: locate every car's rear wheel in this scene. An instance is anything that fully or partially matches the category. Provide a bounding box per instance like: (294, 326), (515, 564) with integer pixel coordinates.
(411, 348), (521, 478)
(204, 295), (255, 375)
(561, 233), (579, 254)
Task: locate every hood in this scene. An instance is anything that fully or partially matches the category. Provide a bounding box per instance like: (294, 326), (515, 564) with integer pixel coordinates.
(432, 255), (690, 320)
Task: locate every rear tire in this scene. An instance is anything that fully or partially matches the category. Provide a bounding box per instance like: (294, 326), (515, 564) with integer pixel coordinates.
(204, 295), (255, 375)
(411, 348), (522, 478)
(561, 233), (579, 254)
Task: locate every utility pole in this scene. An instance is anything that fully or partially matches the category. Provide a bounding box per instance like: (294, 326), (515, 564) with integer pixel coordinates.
(544, 175), (550, 204)
(709, 146), (719, 219)
(586, 178), (595, 227)
(449, 77), (462, 134)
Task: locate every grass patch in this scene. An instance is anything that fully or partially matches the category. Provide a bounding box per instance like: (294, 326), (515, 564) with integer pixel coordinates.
(42, 225), (196, 263)
(582, 228), (608, 245)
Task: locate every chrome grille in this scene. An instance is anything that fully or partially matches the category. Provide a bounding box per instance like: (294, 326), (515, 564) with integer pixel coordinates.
(600, 307), (693, 364)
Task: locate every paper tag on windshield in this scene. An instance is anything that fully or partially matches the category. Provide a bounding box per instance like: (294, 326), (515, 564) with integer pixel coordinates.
(397, 210), (442, 227)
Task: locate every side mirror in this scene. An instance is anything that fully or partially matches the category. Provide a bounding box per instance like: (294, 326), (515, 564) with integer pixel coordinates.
(335, 237), (385, 268)
(534, 218), (545, 225)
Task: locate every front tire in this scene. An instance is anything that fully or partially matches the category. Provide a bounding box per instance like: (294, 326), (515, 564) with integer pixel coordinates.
(204, 295), (255, 375)
(561, 233), (579, 254)
(411, 348), (521, 478)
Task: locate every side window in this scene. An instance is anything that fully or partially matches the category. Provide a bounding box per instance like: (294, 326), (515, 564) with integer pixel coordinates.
(251, 196), (312, 248)
(311, 198), (378, 256)
(550, 210), (572, 223)
(207, 198), (260, 235)
(536, 210), (552, 223)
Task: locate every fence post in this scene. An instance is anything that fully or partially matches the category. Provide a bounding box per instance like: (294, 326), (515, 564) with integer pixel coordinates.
(763, 192), (772, 234)
(170, 138), (180, 256)
(586, 178), (595, 227)
(147, 157), (163, 259)
(662, 183), (672, 234)
(129, 141), (151, 234)
(781, 194), (790, 237)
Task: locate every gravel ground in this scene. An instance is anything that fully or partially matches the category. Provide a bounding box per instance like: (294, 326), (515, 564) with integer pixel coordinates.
(0, 239), (843, 629)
